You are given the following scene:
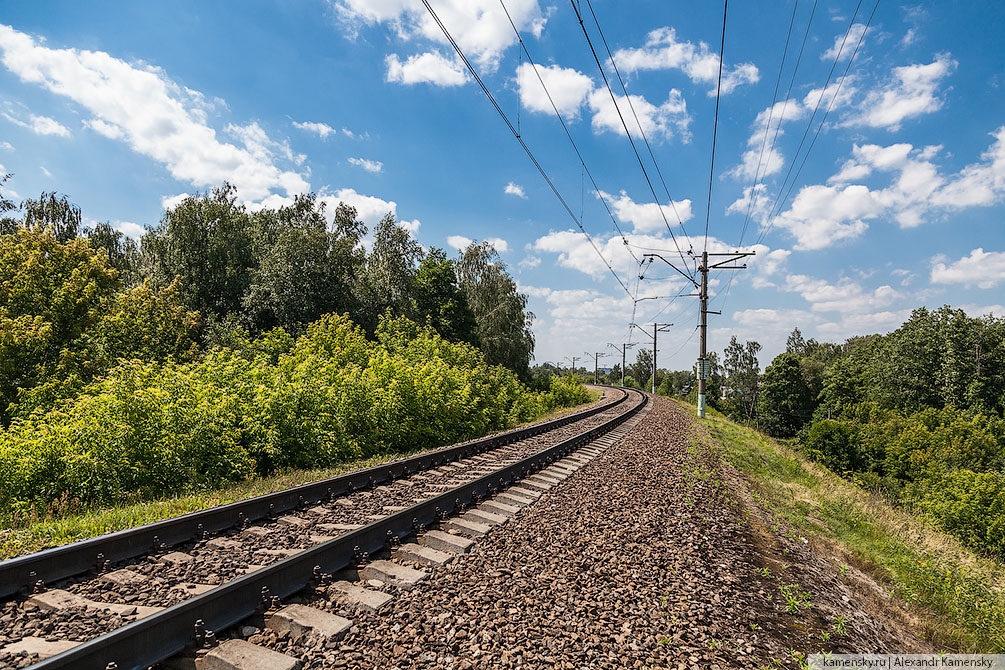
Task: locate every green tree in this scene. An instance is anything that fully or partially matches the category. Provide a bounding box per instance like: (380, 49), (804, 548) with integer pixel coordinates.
(413, 247), (478, 346)
(22, 191), (81, 243)
(83, 279), (201, 369)
(0, 173), (16, 234)
(785, 327), (806, 354)
(243, 195), (366, 334)
(871, 307), (948, 413)
(456, 242), (534, 375)
(816, 335), (878, 419)
(723, 336), (761, 421)
(87, 222), (142, 286)
(142, 184), (254, 321)
(804, 419), (865, 474)
(0, 228), (119, 420)
(759, 352), (814, 437)
(630, 347), (654, 388)
(364, 213), (424, 325)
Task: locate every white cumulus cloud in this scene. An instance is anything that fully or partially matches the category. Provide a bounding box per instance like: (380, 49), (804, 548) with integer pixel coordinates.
(335, 0), (545, 71)
(293, 120), (336, 138)
(738, 126), (1005, 250)
(596, 189), (693, 234)
(821, 23), (868, 62)
(348, 156), (383, 173)
(385, 51), (467, 87)
(931, 249), (1005, 289)
(0, 24), (308, 203)
(611, 27), (758, 96)
(587, 88), (691, 142)
(844, 54), (956, 131)
(446, 234), (473, 251)
(504, 181), (526, 198)
(2, 110), (71, 137)
(515, 62), (594, 119)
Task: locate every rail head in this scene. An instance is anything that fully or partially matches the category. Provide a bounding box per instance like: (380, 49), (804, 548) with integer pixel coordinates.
(30, 388), (647, 670)
(0, 387), (629, 599)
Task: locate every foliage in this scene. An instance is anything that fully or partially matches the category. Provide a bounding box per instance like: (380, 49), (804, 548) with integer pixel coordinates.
(912, 470), (1005, 558)
(630, 348), (653, 388)
(413, 248), (479, 346)
(0, 313), (588, 517)
(22, 192), (81, 243)
(803, 420), (866, 474)
(801, 403), (1005, 557)
(759, 353), (814, 438)
(242, 195), (366, 335)
(87, 222), (142, 286)
(0, 227), (119, 420)
(723, 336), (761, 422)
(365, 213), (423, 325)
(0, 173), (18, 233)
(700, 404), (1005, 653)
(456, 241), (534, 376)
(143, 184), (255, 321)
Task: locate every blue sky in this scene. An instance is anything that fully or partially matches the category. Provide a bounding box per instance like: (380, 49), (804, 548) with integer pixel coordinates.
(1, 1), (1003, 371)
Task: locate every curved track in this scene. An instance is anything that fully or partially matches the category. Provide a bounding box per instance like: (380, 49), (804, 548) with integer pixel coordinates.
(0, 387), (647, 670)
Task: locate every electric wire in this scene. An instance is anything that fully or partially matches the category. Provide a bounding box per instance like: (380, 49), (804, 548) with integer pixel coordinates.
(581, 0), (694, 262)
(702, 0), (729, 254)
(758, 0), (864, 236)
(569, 0), (694, 280)
(736, 0), (800, 247)
(714, 0), (819, 320)
(496, 0), (640, 266)
(757, 0), (879, 245)
(419, 0), (633, 297)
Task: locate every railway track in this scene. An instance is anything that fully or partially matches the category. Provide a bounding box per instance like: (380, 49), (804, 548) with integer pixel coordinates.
(0, 386), (647, 670)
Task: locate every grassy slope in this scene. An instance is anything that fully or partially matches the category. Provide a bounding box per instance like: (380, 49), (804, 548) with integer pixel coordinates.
(685, 401), (1005, 653)
(0, 391), (601, 560)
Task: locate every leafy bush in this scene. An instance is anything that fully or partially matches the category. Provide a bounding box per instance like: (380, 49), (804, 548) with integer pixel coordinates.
(913, 470), (1005, 557)
(803, 420), (866, 474)
(800, 403), (1005, 559)
(0, 313), (589, 519)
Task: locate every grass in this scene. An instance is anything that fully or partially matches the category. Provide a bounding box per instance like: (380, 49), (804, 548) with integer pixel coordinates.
(684, 401), (1005, 653)
(0, 393), (600, 560)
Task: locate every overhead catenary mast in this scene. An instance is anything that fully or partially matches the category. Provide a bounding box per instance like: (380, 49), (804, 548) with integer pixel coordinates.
(585, 351), (610, 385)
(607, 342), (636, 387)
(630, 322), (672, 394)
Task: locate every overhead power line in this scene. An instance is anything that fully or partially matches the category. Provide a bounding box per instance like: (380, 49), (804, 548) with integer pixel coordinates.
(758, 0), (880, 244)
(703, 0), (729, 254)
(569, 0), (694, 282)
(496, 0), (640, 266)
(714, 0), (819, 322)
(736, 0), (802, 247)
(581, 0), (694, 256)
(419, 0), (633, 298)
(758, 0), (865, 240)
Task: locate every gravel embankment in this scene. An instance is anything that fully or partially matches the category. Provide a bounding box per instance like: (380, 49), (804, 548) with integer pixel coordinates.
(261, 394), (927, 669)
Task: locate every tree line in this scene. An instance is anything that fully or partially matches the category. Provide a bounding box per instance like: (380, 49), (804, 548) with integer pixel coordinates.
(0, 177), (536, 425)
(0, 176), (589, 518)
(591, 306), (1005, 558)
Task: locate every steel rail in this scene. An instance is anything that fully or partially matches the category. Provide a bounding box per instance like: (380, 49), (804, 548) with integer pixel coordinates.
(0, 388), (627, 599)
(31, 388), (647, 670)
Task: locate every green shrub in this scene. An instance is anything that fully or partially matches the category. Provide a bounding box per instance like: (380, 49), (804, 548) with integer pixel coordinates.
(912, 470), (1005, 557)
(0, 312), (589, 519)
(803, 419), (865, 474)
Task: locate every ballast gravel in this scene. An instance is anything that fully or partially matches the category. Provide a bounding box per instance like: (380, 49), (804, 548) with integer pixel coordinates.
(266, 394), (928, 669)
